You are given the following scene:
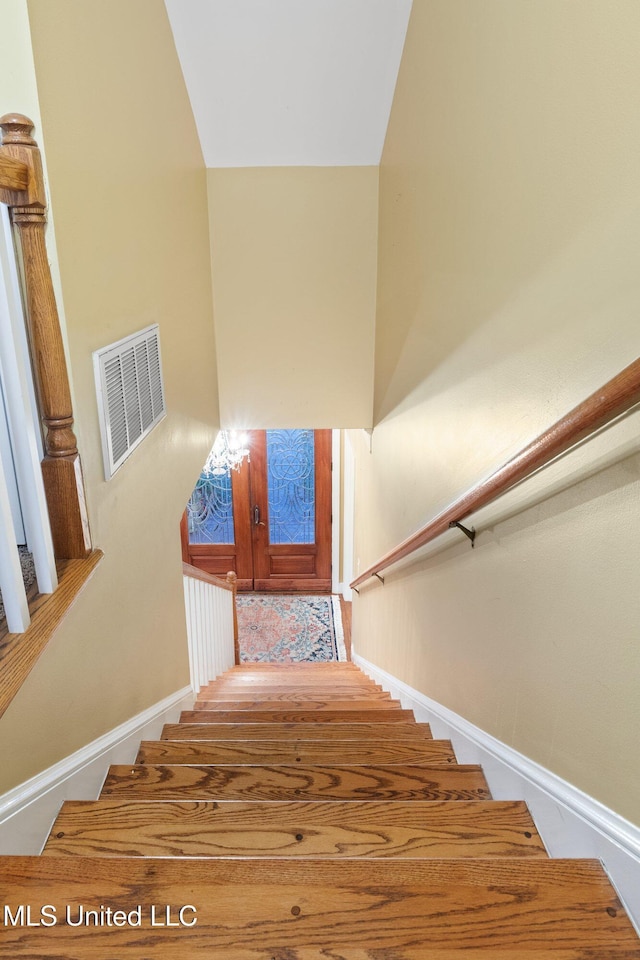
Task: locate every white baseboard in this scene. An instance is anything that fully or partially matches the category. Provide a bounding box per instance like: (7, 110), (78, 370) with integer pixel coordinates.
(354, 653), (640, 934)
(0, 685), (194, 855)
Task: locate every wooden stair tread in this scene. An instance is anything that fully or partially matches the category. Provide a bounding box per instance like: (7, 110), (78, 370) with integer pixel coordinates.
(162, 721), (433, 741)
(179, 709), (416, 723)
(204, 681), (383, 692)
(196, 685), (400, 709)
(192, 699), (402, 711)
(221, 661), (362, 669)
(100, 763), (491, 802)
(221, 661), (362, 668)
(135, 739), (458, 765)
(2, 857), (637, 957)
(44, 799), (547, 859)
(201, 692), (389, 700)
(199, 681), (388, 691)
(206, 675), (381, 685)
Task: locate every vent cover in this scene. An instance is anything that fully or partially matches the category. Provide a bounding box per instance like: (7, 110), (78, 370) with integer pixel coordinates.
(93, 324), (166, 479)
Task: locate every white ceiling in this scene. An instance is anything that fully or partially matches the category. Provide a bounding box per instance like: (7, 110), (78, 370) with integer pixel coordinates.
(164, 0), (413, 167)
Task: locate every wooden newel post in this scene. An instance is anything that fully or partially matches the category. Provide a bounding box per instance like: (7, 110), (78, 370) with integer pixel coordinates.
(226, 570), (240, 664)
(0, 114), (90, 559)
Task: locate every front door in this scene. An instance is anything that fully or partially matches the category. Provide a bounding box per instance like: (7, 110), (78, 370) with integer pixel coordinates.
(182, 429), (332, 592)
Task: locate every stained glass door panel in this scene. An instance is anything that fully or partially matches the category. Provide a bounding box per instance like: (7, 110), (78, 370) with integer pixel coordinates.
(186, 472), (235, 544)
(266, 429), (315, 544)
(180, 455), (253, 589)
(251, 429), (332, 592)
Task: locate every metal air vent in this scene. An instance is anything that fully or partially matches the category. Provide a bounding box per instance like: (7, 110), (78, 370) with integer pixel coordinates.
(93, 324), (166, 479)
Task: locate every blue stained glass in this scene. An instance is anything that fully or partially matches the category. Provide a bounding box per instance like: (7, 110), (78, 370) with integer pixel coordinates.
(186, 471), (235, 544)
(267, 429), (315, 544)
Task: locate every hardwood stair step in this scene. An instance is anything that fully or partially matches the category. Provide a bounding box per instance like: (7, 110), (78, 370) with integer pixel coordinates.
(192, 699), (402, 712)
(135, 738), (458, 765)
(196, 684), (400, 706)
(199, 688), (384, 699)
(162, 721), (433, 741)
(207, 671), (384, 690)
(209, 664), (371, 672)
(206, 670), (377, 681)
(43, 799), (548, 859)
(217, 672), (363, 681)
(199, 680), (382, 700)
(179, 708), (417, 723)
(2, 857), (637, 957)
(100, 763), (490, 802)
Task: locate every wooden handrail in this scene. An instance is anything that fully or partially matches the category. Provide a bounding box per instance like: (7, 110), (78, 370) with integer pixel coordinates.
(182, 562), (236, 592)
(351, 357), (640, 588)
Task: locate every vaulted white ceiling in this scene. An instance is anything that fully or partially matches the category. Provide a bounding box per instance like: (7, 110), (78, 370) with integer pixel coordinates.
(164, 0), (412, 167)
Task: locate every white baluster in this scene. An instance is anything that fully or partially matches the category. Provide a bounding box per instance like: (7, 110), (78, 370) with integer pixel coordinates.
(0, 446), (29, 632)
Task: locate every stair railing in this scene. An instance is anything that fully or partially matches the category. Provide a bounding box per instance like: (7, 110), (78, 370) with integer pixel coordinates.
(0, 114), (90, 561)
(351, 356), (640, 590)
(0, 113), (104, 718)
(0, 207), (57, 632)
(182, 563), (239, 692)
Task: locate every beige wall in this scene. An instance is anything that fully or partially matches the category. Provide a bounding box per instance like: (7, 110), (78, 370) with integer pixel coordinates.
(0, 0), (218, 793)
(353, 0), (640, 825)
(208, 166), (377, 428)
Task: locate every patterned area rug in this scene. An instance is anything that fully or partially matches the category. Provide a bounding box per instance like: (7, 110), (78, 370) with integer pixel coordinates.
(237, 594), (346, 663)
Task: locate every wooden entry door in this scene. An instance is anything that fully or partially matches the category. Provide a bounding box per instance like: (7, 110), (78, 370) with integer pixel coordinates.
(181, 429), (332, 592)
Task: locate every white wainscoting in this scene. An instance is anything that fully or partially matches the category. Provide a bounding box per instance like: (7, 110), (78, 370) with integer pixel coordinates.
(0, 686), (193, 855)
(354, 653), (640, 935)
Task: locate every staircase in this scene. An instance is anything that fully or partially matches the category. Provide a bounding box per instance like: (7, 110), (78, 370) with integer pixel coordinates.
(2, 661), (639, 957)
